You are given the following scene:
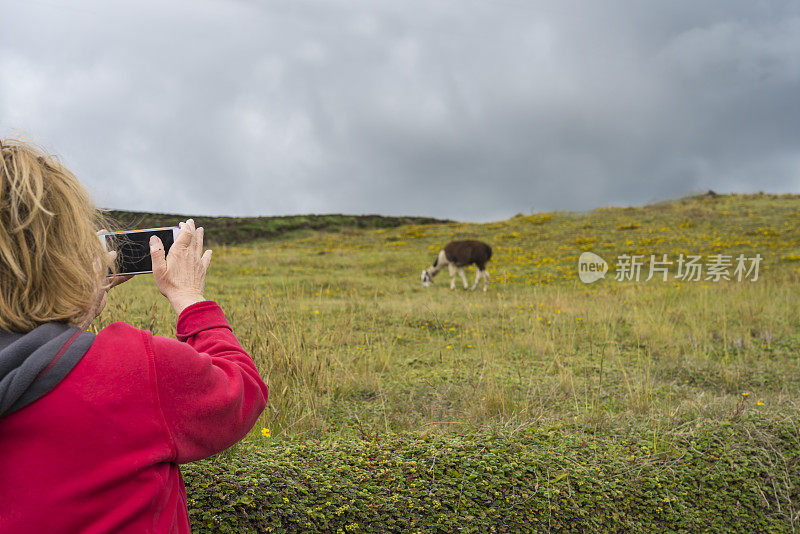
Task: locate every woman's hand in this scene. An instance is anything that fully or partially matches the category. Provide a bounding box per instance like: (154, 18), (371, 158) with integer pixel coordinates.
(150, 219), (213, 316)
(77, 231), (134, 330)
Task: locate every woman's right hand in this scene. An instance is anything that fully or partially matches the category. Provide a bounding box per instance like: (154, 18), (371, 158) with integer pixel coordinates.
(150, 219), (213, 315)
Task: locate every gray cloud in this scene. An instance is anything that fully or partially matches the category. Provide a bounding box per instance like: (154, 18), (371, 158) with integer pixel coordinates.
(2, 0), (799, 221)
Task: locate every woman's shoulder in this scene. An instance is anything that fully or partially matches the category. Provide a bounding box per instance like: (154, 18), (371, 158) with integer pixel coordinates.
(96, 321), (147, 335)
(72, 323), (158, 391)
(91, 321), (153, 353)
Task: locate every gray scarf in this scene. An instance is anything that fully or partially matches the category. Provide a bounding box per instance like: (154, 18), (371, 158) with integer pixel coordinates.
(0, 322), (95, 417)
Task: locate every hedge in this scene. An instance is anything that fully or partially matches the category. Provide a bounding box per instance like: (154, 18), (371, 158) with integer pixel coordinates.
(182, 416), (799, 533)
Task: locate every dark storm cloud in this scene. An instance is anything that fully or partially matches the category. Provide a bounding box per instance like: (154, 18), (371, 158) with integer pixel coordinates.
(1, 0), (799, 221)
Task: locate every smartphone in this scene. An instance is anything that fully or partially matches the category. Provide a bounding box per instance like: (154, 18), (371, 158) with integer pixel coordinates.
(99, 227), (179, 275)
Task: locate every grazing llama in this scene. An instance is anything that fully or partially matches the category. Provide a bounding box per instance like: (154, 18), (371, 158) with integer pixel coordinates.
(421, 240), (492, 291)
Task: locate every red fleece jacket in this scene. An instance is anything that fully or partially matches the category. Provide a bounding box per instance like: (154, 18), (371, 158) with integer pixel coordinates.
(0, 300), (268, 533)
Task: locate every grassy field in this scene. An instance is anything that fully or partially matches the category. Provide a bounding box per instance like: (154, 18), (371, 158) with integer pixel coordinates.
(98, 192), (800, 444)
(95, 192), (800, 530)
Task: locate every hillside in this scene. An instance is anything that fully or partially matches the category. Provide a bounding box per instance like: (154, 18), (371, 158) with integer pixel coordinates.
(103, 209), (449, 245)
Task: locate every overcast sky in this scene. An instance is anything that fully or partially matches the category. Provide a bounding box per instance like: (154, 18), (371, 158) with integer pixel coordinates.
(2, 1), (799, 221)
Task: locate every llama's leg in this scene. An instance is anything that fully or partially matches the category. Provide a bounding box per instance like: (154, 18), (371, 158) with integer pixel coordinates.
(483, 270), (490, 292)
(448, 264), (457, 290)
(471, 269), (482, 291)
(458, 267), (468, 289)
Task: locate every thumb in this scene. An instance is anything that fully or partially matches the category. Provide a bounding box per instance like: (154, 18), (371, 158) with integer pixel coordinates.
(150, 235), (166, 276)
(201, 249), (213, 271)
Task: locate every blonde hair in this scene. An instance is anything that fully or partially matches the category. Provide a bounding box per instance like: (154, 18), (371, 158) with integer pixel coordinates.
(0, 138), (116, 332)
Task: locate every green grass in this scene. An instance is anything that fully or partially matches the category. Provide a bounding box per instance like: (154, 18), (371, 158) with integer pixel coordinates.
(99, 192), (800, 440)
(96, 192), (800, 530)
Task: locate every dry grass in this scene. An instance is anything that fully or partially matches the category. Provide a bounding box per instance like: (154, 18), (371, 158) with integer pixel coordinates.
(97, 193), (800, 449)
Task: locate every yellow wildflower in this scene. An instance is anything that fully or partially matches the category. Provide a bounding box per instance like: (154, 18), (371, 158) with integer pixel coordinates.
(261, 428), (271, 438)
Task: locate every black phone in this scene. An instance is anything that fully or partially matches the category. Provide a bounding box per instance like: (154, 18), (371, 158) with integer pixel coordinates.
(99, 227), (179, 275)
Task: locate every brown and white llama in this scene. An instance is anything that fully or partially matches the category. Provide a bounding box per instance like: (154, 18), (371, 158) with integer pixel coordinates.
(421, 240), (492, 291)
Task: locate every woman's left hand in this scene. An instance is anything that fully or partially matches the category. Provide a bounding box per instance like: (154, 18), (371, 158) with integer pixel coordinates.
(77, 230), (134, 330)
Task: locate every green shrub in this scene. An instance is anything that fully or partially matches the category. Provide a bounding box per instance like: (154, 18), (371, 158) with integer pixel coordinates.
(182, 417), (798, 533)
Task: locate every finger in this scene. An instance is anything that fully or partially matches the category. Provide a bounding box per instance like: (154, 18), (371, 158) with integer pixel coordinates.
(103, 250), (117, 277)
(108, 274), (134, 288)
(92, 256), (104, 277)
(186, 220), (198, 252)
(173, 222), (193, 248)
(195, 227), (204, 258)
(150, 235), (167, 276)
(201, 249), (213, 271)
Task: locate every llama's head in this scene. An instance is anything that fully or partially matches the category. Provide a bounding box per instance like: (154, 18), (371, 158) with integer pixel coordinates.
(421, 269), (433, 287)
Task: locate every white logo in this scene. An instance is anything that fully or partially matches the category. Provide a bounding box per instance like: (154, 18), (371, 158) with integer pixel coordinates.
(578, 252), (608, 283)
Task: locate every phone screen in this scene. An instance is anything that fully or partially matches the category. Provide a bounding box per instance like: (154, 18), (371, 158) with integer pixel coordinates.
(104, 228), (176, 275)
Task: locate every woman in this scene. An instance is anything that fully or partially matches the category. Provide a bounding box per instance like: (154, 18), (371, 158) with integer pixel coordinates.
(0, 139), (268, 533)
